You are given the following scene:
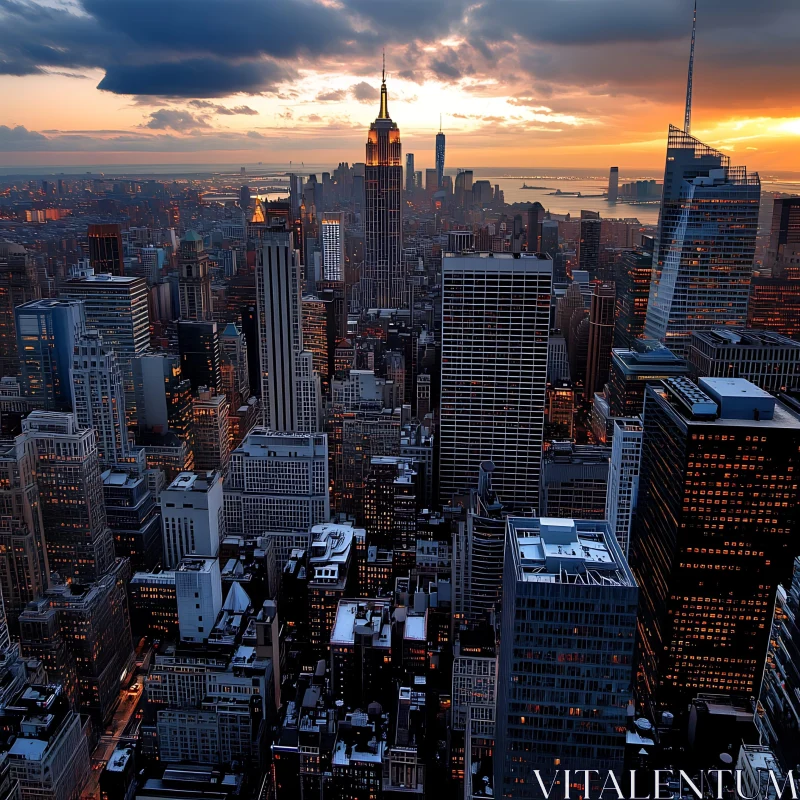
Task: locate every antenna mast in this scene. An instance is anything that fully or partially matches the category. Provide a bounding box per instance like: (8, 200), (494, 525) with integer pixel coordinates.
(684, 0), (696, 134)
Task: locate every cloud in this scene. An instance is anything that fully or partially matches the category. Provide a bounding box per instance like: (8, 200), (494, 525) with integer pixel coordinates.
(350, 81), (379, 103)
(188, 100), (258, 115)
(142, 109), (210, 131)
(98, 59), (288, 97)
(316, 89), (347, 102)
(0, 125), (49, 150)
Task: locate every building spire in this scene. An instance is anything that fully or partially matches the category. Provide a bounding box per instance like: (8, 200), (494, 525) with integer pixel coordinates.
(378, 50), (389, 119)
(439, 113), (442, 133)
(684, 0), (696, 134)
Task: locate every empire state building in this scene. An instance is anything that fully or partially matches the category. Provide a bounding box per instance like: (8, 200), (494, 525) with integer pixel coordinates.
(363, 61), (404, 309)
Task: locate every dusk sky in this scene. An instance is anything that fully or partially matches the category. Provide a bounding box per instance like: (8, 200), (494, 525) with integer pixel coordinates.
(2, 0), (800, 171)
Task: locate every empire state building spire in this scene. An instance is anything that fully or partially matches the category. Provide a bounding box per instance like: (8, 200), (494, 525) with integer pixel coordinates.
(378, 50), (389, 119)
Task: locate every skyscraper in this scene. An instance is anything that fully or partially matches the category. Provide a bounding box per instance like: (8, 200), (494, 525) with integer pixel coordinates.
(578, 211), (601, 274)
(608, 165), (619, 202)
(59, 274), (150, 423)
(613, 244), (653, 349)
(435, 121), (445, 188)
(439, 252), (552, 508)
(585, 280), (616, 395)
(160, 471), (223, 568)
(177, 320), (222, 393)
(23, 410), (115, 583)
(605, 417), (642, 558)
(71, 330), (132, 468)
(495, 517), (637, 794)
(321, 212), (345, 282)
(630, 377), (800, 711)
(87, 223), (124, 276)
(363, 62), (403, 309)
(15, 299), (86, 410)
(766, 196), (800, 277)
(0, 242), (39, 378)
(0, 435), (48, 631)
(192, 389), (230, 474)
(643, 126), (760, 357)
(257, 230), (300, 429)
(405, 153), (415, 193)
(178, 230), (213, 321)
(256, 230), (320, 432)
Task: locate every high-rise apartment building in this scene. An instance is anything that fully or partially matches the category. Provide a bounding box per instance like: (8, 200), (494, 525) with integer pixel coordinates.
(630, 377), (800, 711)
(321, 212), (345, 282)
(644, 126), (760, 357)
(613, 245), (652, 349)
(607, 339), (689, 417)
(766, 196), (800, 277)
(363, 67), (403, 309)
(435, 126), (445, 188)
(71, 330), (131, 468)
(175, 556), (223, 644)
(224, 428), (329, 545)
(578, 211), (601, 274)
(87, 223), (124, 275)
(192, 389), (230, 474)
(605, 417), (642, 558)
(59, 274), (149, 422)
(160, 471), (224, 567)
(15, 299), (86, 410)
(0, 242), (39, 378)
(23, 410), (114, 583)
(755, 556), (800, 775)
(177, 320), (222, 393)
(0, 435), (48, 631)
(585, 280), (616, 395)
(687, 328), (800, 394)
(178, 230), (213, 321)
(439, 252), (552, 507)
(495, 517), (637, 794)
(540, 442), (611, 520)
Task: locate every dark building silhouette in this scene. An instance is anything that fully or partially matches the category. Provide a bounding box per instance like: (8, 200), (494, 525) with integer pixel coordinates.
(88, 223), (124, 276)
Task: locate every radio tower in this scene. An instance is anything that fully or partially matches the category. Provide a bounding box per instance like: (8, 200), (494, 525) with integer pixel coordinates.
(684, 0), (697, 133)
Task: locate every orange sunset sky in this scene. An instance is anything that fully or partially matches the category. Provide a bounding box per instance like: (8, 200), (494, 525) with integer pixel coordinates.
(1, 0), (799, 172)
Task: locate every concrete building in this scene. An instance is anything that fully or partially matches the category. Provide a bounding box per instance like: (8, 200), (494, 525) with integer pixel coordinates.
(71, 330), (131, 468)
(540, 442), (611, 521)
(224, 428), (329, 547)
(605, 417), (642, 558)
(178, 230), (213, 321)
(495, 518), (637, 794)
(607, 339), (689, 417)
(160, 471), (224, 568)
(687, 328), (800, 394)
(59, 274), (149, 423)
(23, 411), (114, 583)
(439, 252), (551, 507)
(192, 390), (230, 474)
(0, 435), (48, 632)
(2, 685), (90, 800)
(321, 212), (345, 282)
(175, 556), (223, 644)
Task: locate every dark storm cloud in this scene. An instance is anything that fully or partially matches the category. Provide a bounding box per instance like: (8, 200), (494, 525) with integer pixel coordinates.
(97, 59), (288, 97)
(1, 0), (800, 110)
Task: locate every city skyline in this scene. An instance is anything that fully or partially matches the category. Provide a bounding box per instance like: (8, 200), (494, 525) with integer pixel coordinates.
(2, 1), (800, 170)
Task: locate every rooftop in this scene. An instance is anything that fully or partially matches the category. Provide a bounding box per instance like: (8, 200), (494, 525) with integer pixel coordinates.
(692, 328), (800, 349)
(330, 599), (391, 648)
(166, 471), (220, 493)
(507, 518), (635, 587)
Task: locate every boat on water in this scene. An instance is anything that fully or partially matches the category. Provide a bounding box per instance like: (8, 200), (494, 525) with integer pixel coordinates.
(520, 184), (551, 189)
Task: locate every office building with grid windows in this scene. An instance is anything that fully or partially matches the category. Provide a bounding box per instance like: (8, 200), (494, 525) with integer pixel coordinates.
(630, 376), (800, 712)
(439, 252), (552, 508)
